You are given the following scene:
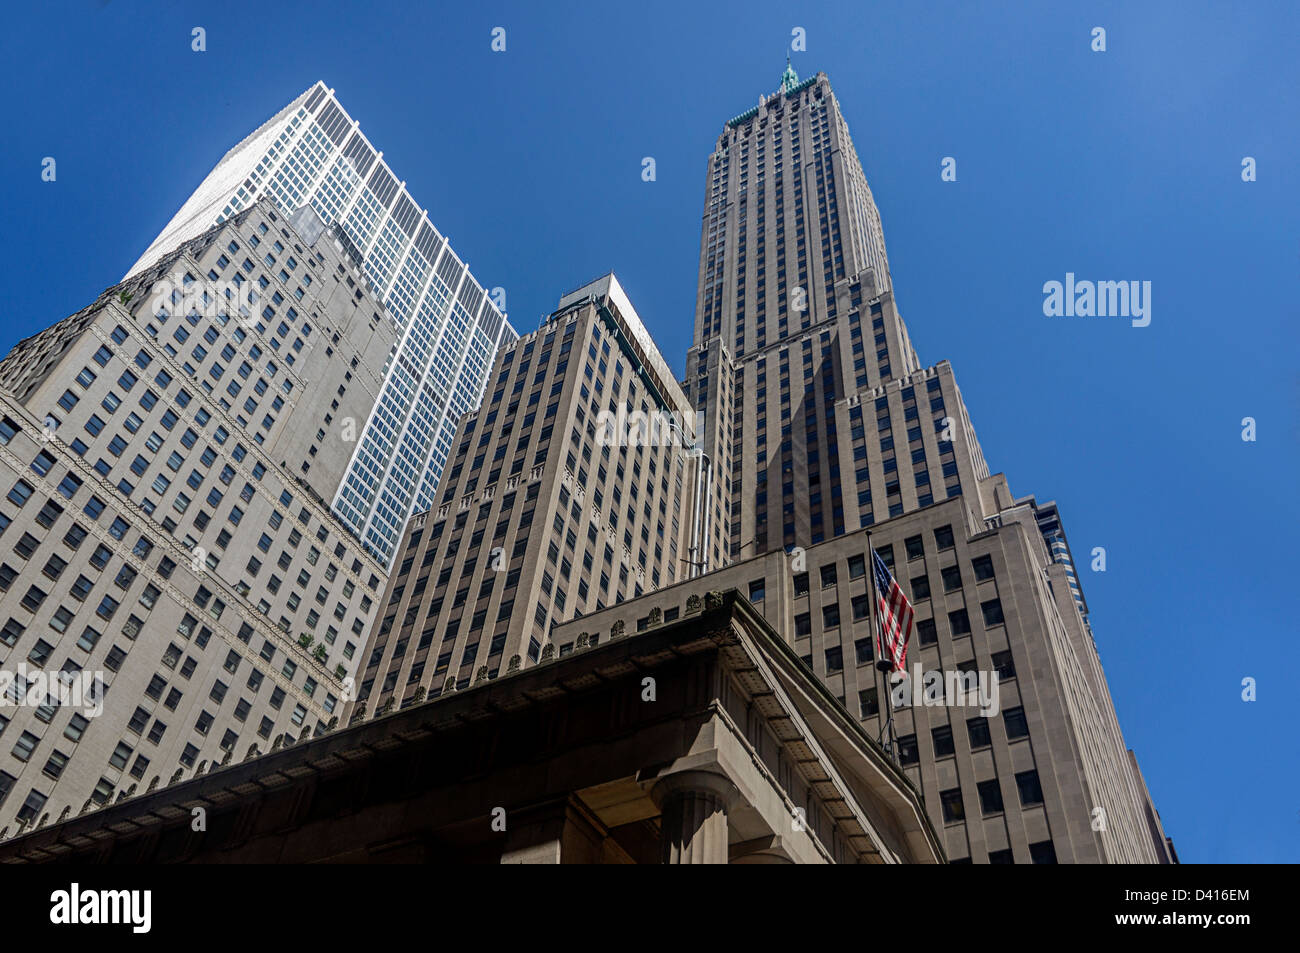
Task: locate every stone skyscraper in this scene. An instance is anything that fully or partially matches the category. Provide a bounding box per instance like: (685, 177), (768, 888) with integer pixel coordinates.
(350, 67), (1172, 863)
(0, 200), (394, 836)
(356, 274), (717, 707)
(678, 67), (1173, 862)
(128, 81), (517, 568)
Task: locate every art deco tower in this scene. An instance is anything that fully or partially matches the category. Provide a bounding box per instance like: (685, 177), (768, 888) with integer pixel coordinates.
(680, 66), (1175, 863)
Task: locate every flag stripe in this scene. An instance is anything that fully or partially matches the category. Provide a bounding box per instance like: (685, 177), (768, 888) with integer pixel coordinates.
(872, 549), (914, 673)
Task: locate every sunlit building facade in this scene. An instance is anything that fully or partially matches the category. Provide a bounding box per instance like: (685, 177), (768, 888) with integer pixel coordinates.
(128, 81), (517, 568)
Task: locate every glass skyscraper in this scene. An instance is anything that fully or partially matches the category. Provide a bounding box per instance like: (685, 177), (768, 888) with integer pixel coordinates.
(128, 81), (518, 568)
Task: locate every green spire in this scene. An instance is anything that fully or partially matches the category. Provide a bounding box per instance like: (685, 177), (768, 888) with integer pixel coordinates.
(780, 54), (799, 93)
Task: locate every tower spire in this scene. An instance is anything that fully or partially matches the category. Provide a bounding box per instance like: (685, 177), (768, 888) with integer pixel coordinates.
(780, 54), (799, 93)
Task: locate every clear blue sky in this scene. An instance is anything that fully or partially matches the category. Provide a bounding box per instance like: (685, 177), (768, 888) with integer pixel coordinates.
(1, 1), (1296, 862)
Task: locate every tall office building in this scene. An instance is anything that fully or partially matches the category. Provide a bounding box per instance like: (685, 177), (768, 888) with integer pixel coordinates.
(344, 275), (944, 864)
(356, 274), (719, 707)
(128, 81), (518, 568)
(678, 66), (1173, 862)
(0, 199), (395, 836)
(350, 68), (1173, 863)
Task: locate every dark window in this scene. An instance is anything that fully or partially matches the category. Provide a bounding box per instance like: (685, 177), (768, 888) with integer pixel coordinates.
(981, 599), (1004, 626)
(1004, 706), (1029, 740)
(991, 650), (1016, 681)
(932, 724), (954, 757)
(977, 779), (1004, 814)
(1029, 841), (1057, 864)
(1016, 770), (1044, 806)
(904, 535), (924, 560)
(916, 618), (938, 646)
(858, 688), (879, 718)
(939, 788), (965, 823)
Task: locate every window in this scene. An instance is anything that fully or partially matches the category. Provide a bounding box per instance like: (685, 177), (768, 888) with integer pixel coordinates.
(1029, 841), (1057, 864)
(43, 750), (70, 780)
(897, 733), (919, 765)
(11, 731), (39, 762)
(31, 450), (56, 477)
(1015, 770), (1044, 806)
(6, 480), (33, 507)
(941, 565), (963, 592)
(747, 579), (765, 602)
(934, 525), (955, 550)
(65, 713), (89, 742)
(21, 586), (47, 612)
(1004, 706), (1029, 740)
(916, 618), (937, 646)
(858, 687), (879, 718)
(977, 779), (1004, 814)
(972, 555), (995, 581)
(966, 715), (991, 749)
(939, 787), (964, 823)
(931, 724), (955, 757)
(991, 650), (1016, 681)
(981, 599), (1004, 627)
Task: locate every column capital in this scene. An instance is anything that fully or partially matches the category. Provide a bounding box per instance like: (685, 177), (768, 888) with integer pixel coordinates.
(650, 764), (743, 811)
(649, 768), (741, 812)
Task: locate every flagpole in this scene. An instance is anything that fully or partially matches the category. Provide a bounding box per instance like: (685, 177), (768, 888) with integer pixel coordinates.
(866, 529), (898, 763)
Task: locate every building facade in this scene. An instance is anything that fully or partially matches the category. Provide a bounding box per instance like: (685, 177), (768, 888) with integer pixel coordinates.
(678, 67), (1172, 862)
(354, 275), (722, 710)
(0, 591), (943, 865)
(127, 81), (518, 567)
(349, 68), (1172, 862)
(0, 200), (394, 836)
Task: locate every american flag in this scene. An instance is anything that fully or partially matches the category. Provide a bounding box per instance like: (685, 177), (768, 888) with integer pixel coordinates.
(873, 549), (914, 672)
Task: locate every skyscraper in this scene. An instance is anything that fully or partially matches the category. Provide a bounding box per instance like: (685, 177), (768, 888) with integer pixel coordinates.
(0, 199), (394, 836)
(0, 271), (941, 865)
(351, 67), (1172, 863)
(128, 81), (518, 568)
(355, 274), (716, 707)
(679, 66), (1173, 862)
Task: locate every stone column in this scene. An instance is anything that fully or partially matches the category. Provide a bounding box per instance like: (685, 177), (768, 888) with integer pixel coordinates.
(651, 770), (740, 864)
(499, 796), (606, 864)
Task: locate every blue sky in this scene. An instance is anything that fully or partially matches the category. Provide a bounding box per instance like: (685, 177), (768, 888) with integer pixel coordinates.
(1, 0), (1296, 862)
